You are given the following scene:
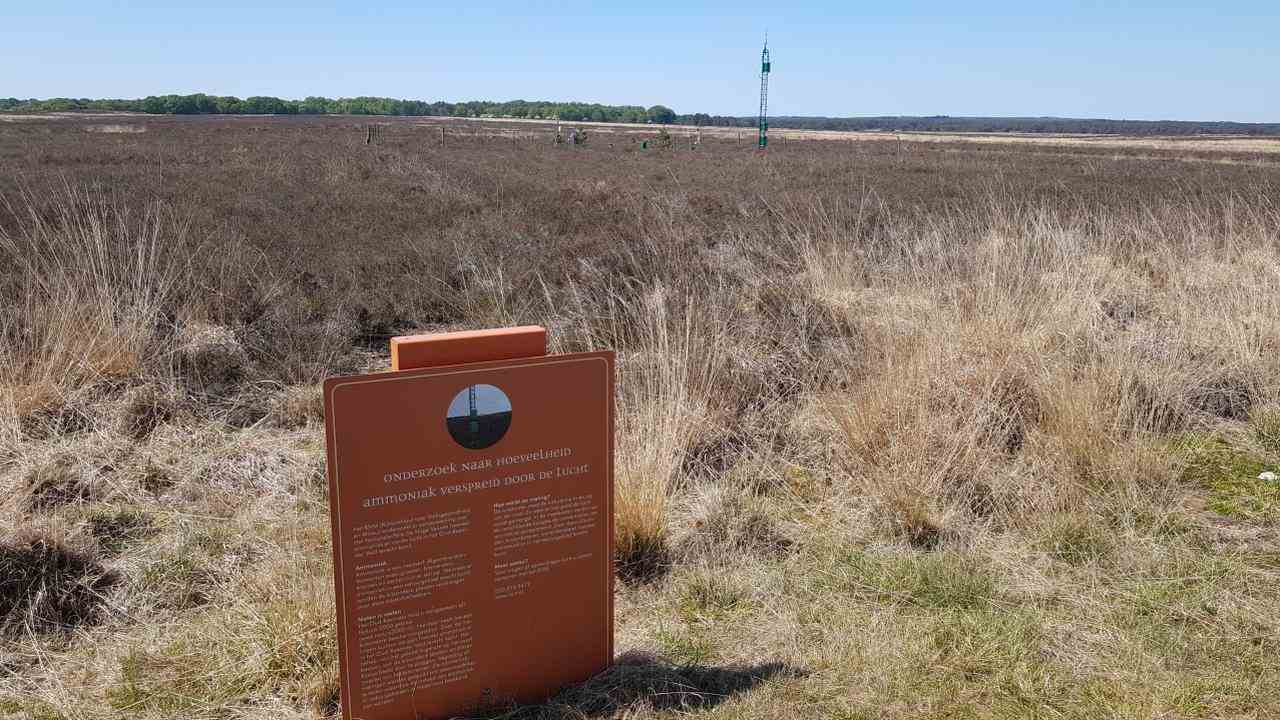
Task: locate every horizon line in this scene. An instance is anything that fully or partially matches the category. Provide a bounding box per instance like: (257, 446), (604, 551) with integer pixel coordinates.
(2, 94), (1275, 127)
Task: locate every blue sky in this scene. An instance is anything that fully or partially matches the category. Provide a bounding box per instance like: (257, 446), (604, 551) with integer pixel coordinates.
(447, 385), (510, 418)
(2, 1), (1277, 122)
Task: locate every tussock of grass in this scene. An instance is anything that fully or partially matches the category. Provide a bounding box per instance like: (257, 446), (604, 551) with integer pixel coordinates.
(0, 525), (118, 638)
(674, 571), (753, 623)
(572, 286), (727, 581)
(1253, 407), (1280, 455)
(266, 385), (325, 429)
(0, 187), (193, 404)
(113, 383), (179, 440)
(676, 485), (793, 564)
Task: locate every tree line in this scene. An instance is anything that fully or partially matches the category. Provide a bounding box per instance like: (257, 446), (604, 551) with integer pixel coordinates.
(0, 95), (679, 124)
(2, 95), (1277, 136)
(766, 115), (1280, 137)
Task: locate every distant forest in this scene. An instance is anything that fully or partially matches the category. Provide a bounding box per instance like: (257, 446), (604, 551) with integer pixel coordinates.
(3, 94), (1278, 136)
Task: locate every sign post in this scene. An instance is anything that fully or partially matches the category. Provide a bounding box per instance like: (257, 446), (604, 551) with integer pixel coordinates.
(323, 326), (614, 719)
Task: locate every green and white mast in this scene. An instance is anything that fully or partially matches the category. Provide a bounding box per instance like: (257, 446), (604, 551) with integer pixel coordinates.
(758, 37), (771, 148)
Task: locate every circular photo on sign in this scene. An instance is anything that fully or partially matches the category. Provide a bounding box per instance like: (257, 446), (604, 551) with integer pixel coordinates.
(446, 384), (512, 450)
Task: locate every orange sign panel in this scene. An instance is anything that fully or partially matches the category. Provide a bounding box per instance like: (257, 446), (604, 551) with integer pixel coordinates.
(390, 325), (547, 371)
(323, 349), (614, 719)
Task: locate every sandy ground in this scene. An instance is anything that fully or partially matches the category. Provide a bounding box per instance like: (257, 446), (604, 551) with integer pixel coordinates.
(6, 110), (1280, 156)
(417, 115), (1280, 155)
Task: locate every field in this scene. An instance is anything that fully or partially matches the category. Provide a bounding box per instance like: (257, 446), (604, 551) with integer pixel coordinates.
(2, 114), (1280, 719)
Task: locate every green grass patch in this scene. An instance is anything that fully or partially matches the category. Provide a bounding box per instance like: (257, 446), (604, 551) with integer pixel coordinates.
(922, 609), (1130, 717)
(136, 548), (215, 610)
(1034, 514), (1113, 565)
(654, 625), (717, 665)
(85, 505), (157, 555)
(1125, 549), (1234, 627)
(818, 550), (996, 610)
(674, 571), (753, 624)
(1131, 576), (1222, 628)
(928, 609), (1043, 682)
(132, 521), (255, 610)
(1175, 435), (1280, 524)
(109, 643), (244, 713)
(1105, 550), (1280, 701)
(0, 696), (66, 720)
(653, 571), (754, 666)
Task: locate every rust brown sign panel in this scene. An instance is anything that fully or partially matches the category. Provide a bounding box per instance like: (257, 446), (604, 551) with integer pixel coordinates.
(323, 334), (614, 720)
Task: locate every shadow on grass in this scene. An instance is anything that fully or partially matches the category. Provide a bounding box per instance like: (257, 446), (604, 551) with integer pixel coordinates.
(471, 651), (803, 719)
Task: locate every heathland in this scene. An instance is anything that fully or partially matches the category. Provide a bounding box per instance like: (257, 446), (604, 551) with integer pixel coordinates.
(1, 115), (1279, 719)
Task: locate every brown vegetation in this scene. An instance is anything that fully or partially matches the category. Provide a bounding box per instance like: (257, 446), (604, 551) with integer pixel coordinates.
(2, 116), (1279, 718)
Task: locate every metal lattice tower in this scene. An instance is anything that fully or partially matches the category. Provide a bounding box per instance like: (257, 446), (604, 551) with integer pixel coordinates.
(758, 38), (771, 148)
(467, 385), (480, 441)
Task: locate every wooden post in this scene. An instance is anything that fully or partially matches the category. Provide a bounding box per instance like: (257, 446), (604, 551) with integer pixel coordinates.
(365, 125), (372, 144)
(441, 126), (446, 147)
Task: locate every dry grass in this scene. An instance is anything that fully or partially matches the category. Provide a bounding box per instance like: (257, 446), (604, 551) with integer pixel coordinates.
(0, 186), (193, 425)
(2, 116), (1280, 718)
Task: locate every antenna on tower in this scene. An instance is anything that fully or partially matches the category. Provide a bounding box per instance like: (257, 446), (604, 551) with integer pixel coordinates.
(758, 35), (771, 148)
